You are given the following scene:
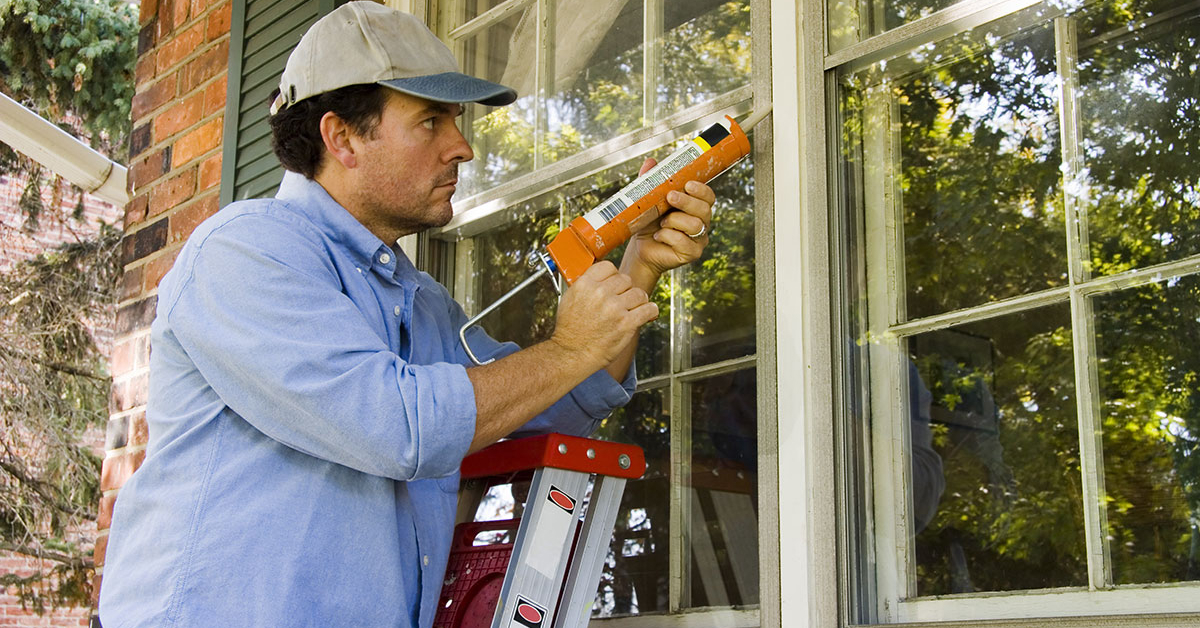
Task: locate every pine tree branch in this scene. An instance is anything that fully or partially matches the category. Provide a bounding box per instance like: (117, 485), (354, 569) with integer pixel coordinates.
(0, 456), (96, 523)
(0, 540), (91, 571)
(0, 344), (107, 381)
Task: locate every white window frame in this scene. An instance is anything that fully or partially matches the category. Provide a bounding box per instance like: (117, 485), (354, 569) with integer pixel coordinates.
(419, 1), (780, 626)
(838, 0), (1200, 624)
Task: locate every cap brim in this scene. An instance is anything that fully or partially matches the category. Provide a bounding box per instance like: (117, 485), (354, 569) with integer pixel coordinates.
(379, 72), (517, 106)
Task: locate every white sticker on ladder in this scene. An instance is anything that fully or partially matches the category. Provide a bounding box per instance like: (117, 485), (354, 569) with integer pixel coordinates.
(525, 485), (576, 579)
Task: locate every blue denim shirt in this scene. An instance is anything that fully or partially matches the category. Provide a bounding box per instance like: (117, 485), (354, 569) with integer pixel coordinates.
(99, 172), (635, 628)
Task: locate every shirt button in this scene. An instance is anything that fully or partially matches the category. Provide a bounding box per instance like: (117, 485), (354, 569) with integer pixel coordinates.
(379, 253), (391, 264)
(394, 305), (401, 316)
(423, 555), (430, 566)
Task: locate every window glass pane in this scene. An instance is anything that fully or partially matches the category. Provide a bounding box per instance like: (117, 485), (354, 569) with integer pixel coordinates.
(472, 206), (560, 348)
(908, 304), (1087, 595)
(593, 387), (671, 617)
(459, 12), (537, 198)
(684, 157), (755, 367)
(544, 0), (645, 163)
(1094, 277), (1200, 585)
(1079, 3), (1200, 276)
(657, 0), (752, 119)
(688, 369), (758, 608)
(885, 22), (1065, 320)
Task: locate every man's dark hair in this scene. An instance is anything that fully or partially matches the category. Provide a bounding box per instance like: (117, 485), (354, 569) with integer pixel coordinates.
(268, 84), (389, 178)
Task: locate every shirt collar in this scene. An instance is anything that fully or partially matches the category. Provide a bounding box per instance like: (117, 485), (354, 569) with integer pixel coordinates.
(275, 171), (419, 283)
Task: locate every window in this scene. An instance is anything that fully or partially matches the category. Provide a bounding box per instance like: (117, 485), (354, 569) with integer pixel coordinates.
(834, 0), (1200, 622)
(429, 0), (765, 622)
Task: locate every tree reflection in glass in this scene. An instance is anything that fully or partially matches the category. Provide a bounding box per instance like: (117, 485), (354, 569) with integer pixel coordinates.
(1095, 277), (1200, 584)
(908, 305), (1086, 595)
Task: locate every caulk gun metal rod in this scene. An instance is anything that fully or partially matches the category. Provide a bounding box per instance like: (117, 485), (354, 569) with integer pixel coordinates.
(458, 264), (550, 366)
(741, 104), (773, 132)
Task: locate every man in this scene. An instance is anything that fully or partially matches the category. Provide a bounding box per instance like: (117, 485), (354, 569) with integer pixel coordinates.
(98, 2), (714, 627)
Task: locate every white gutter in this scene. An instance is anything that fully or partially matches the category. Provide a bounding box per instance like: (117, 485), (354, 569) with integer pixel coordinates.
(0, 91), (130, 206)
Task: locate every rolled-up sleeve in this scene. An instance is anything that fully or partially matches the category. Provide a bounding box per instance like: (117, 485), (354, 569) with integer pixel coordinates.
(163, 213), (474, 480)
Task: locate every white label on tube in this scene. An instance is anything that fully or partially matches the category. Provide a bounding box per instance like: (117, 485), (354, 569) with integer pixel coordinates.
(583, 140), (704, 232)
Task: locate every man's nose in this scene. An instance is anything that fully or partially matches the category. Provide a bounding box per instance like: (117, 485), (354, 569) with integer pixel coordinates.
(446, 122), (474, 164)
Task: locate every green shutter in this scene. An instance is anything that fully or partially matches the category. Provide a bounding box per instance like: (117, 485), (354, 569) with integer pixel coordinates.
(219, 0), (338, 205)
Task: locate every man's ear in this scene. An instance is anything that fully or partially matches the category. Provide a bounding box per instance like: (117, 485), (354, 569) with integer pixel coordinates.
(319, 112), (358, 170)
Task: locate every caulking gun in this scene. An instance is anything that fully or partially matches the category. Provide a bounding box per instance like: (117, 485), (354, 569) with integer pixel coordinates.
(459, 105), (773, 366)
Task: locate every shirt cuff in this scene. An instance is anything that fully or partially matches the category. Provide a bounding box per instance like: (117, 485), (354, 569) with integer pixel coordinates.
(569, 360), (637, 420)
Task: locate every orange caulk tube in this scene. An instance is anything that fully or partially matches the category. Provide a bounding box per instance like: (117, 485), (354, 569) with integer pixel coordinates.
(459, 107), (770, 366)
(545, 115), (752, 284)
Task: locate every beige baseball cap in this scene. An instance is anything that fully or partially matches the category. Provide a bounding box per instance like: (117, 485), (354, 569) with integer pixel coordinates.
(270, 1), (517, 115)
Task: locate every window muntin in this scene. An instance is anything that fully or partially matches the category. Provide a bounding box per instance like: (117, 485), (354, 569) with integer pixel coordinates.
(829, 0), (973, 54)
(835, 0), (1200, 620)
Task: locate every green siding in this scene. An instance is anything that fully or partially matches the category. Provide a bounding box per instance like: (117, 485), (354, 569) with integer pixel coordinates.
(220, 0), (338, 205)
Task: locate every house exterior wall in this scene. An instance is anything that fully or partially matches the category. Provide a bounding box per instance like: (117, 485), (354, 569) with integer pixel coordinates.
(94, 0), (231, 621)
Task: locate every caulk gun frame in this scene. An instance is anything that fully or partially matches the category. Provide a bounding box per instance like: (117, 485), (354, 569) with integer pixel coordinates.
(458, 252), (561, 366)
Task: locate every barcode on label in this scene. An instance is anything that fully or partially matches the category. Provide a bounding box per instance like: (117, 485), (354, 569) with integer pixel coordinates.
(624, 144), (702, 200)
(595, 197), (628, 224)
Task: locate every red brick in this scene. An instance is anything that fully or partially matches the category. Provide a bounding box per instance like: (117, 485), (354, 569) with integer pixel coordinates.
(139, 0), (159, 26)
(111, 372), (149, 413)
(204, 75), (227, 115)
(129, 412), (149, 447)
(172, 0), (190, 28)
(144, 247), (180, 290)
(135, 52), (157, 85)
(149, 167), (197, 217)
(130, 148), (168, 191)
(125, 193), (150, 228)
(183, 39), (229, 93)
(154, 93), (204, 143)
(199, 153), (222, 190)
(108, 379), (125, 416)
(94, 533), (108, 569)
(170, 192), (219, 243)
(172, 117), (223, 167)
(207, 1), (231, 41)
(135, 334), (152, 369)
(156, 22), (205, 74)
(110, 339), (136, 376)
(131, 73), (177, 121)
(98, 493), (117, 530)
(119, 264), (144, 301)
(101, 453), (130, 491)
(93, 574), (103, 608)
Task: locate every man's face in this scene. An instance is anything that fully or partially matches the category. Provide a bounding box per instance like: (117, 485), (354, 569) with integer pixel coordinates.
(347, 90), (473, 238)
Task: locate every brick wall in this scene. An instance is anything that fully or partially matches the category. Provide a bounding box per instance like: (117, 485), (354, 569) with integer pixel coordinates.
(0, 172), (120, 625)
(95, 0), (231, 621)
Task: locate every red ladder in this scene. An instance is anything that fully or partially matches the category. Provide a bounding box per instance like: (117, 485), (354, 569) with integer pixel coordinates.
(434, 433), (645, 628)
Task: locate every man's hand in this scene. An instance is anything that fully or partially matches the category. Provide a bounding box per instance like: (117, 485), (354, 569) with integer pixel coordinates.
(550, 261), (659, 371)
(621, 157), (717, 288)
(465, 261), (657, 453)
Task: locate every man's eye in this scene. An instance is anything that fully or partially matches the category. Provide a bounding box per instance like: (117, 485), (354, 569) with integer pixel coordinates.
(421, 118), (435, 130)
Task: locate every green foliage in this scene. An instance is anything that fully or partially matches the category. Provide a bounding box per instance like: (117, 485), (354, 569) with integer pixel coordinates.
(0, 227), (121, 611)
(0, 0), (138, 160)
